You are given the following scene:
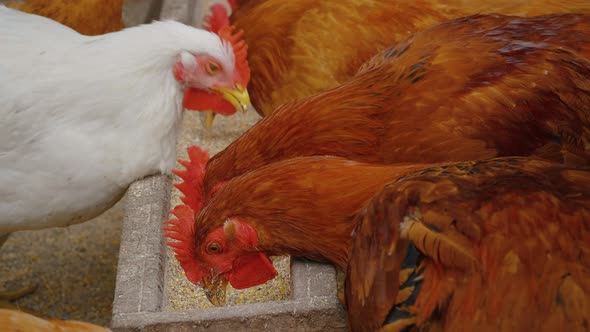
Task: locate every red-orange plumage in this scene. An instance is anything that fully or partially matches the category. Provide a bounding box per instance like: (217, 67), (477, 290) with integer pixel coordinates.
(195, 157), (428, 269)
(202, 13), (590, 196)
(167, 13), (590, 325)
(224, 0), (590, 117)
(5, 0), (124, 35)
(0, 308), (110, 332)
(165, 154), (429, 303)
(169, 151), (590, 331)
(346, 157), (590, 331)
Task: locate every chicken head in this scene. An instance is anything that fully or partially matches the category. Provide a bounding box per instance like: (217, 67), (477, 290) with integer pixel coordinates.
(173, 25), (251, 127)
(166, 206), (276, 306)
(164, 146), (276, 306)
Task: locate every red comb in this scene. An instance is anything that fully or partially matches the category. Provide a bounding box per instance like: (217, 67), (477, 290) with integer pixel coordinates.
(203, 3), (231, 33)
(163, 204), (203, 284)
(203, 3), (250, 88)
(163, 145), (211, 283)
(218, 25), (250, 87)
(172, 146), (210, 213)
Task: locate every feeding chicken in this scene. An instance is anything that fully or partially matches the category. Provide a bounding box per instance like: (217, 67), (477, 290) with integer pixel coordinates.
(3, 0), (125, 35)
(165, 147), (428, 304)
(0, 5), (249, 305)
(166, 149), (590, 332)
(345, 157), (590, 332)
(0, 308), (110, 332)
(203, 0), (590, 119)
(200, 13), (590, 199)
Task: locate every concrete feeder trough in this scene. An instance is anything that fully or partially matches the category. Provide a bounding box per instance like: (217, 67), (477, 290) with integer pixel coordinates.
(111, 1), (346, 330)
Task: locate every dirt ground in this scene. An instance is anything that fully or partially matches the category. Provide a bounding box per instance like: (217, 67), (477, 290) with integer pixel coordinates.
(0, 203), (124, 326)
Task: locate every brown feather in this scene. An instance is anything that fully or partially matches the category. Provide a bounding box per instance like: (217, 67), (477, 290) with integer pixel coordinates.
(345, 157), (590, 331)
(204, 14), (590, 195)
(5, 0), (124, 35)
(231, 0), (590, 117)
(0, 308), (110, 332)
(395, 285), (415, 306)
(196, 156), (427, 268)
(400, 218), (478, 272)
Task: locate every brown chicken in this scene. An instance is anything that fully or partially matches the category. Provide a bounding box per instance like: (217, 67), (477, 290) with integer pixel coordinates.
(200, 13), (590, 198)
(208, 0), (590, 117)
(346, 157), (590, 331)
(0, 309), (110, 332)
(166, 146), (427, 301)
(4, 0), (124, 35)
(166, 151), (590, 331)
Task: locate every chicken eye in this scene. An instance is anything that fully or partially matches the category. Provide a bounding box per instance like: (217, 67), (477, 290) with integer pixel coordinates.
(206, 62), (220, 75)
(207, 242), (222, 254)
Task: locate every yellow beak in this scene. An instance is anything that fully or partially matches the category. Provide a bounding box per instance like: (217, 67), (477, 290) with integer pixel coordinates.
(201, 274), (229, 307)
(211, 85), (251, 113)
(199, 85), (251, 129)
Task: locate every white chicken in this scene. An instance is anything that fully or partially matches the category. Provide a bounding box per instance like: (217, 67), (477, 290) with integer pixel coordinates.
(0, 5), (250, 304)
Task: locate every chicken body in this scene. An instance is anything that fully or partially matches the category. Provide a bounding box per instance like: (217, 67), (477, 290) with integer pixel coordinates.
(0, 308), (110, 332)
(170, 150), (590, 332)
(0, 5), (247, 306)
(203, 13), (590, 195)
(229, 0), (590, 116)
(194, 156), (428, 268)
(4, 0), (124, 35)
(166, 152), (429, 301)
(0, 10), (256, 306)
(0, 6), (230, 234)
(0, 6), (251, 235)
(346, 157), (590, 332)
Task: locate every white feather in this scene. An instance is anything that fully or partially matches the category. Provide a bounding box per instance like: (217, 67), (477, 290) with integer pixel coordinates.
(0, 6), (234, 233)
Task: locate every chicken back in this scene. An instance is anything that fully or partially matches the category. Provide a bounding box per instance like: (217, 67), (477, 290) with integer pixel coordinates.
(203, 13), (590, 196)
(4, 0), (124, 35)
(229, 0), (590, 116)
(346, 157), (590, 331)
